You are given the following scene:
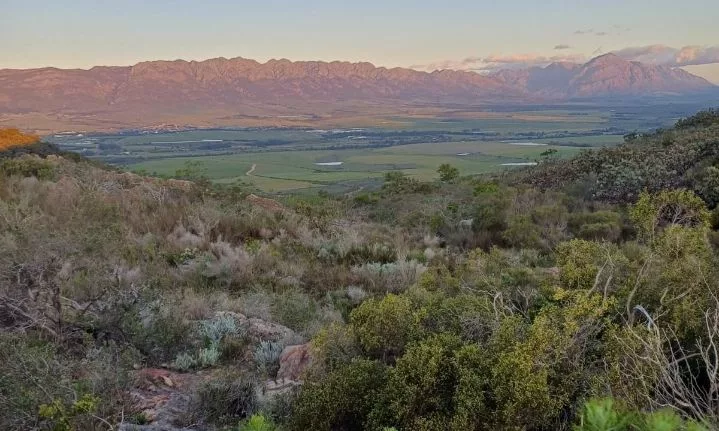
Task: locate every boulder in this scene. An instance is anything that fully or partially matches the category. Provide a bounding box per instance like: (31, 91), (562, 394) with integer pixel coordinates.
(276, 343), (313, 383)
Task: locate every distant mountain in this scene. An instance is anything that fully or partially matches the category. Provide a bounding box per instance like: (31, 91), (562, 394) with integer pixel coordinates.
(0, 58), (520, 113)
(0, 54), (714, 131)
(492, 53), (713, 98)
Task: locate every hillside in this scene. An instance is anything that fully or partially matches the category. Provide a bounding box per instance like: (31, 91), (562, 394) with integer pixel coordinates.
(3, 110), (719, 430)
(523, 108), (719, 203)
(0, 55), (714, 132)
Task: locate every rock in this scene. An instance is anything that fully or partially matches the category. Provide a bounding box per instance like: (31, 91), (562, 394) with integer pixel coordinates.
(276, 344), (313, 383)
(121, 369), (206, 431)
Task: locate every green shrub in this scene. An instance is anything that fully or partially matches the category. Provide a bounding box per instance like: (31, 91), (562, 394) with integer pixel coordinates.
(289, 359), (388, 431)
(190, 376), (259, 426)
(0, 156), (55, 180)
(173, 352), (198, 371)
(438, 163), (460, 182)
(239, 414), (277, 431)
(574, 398), (633, 431)
(350, 294), (425, 361)
(373, 334), (464, 430)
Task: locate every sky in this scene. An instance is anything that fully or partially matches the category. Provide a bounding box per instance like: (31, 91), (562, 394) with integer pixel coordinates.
(2, 0), (719, 83)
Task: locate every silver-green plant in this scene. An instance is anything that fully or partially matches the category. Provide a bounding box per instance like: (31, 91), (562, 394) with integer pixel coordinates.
(197, 346), (221, 368)
(199, 313), (239, 345)
(173, 352), (197, 371)
(253, 340), (284, 377)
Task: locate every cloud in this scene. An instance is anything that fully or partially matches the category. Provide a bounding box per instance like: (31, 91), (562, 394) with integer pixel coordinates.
(613, 44), (719, 67)
(410, 53), (586, 74)
(574, 28), (614, 37)
(554, 44), (572, 50)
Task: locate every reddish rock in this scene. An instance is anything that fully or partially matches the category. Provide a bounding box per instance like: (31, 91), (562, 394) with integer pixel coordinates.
(276, 344), (313, 382)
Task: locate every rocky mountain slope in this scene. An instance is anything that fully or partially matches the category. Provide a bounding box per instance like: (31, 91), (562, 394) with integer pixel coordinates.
(492, 53), (712, 98)
(0, 54), (714, 131)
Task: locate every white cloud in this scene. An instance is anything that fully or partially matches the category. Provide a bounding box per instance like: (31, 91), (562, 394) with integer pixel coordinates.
(410, 53), (585, 73)
(410, 44), (719, 75)
(613, 45), (719, 67)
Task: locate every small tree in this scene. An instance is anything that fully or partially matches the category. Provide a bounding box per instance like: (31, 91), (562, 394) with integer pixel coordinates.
(437, 164), (459, 182)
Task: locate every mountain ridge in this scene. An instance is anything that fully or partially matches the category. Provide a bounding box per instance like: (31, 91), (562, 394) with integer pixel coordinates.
(0, 54), (714, 132)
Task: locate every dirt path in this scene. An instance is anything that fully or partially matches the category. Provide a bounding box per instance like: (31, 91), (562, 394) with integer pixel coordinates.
(246, 163), (257, 176)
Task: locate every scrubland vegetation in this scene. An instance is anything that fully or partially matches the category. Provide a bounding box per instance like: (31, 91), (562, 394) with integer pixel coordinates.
(1, 109), (719, 430)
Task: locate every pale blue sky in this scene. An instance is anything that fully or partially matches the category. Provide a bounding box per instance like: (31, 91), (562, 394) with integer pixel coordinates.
(2, 0), (718, 80)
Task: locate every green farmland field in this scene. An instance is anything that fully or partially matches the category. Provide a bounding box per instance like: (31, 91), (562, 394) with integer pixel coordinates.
(46, 105), (691, 193)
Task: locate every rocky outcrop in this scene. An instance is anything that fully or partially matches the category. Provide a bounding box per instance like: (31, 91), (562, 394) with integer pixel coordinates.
(119, 368), (205, 431)
(276, 344), (313, 382)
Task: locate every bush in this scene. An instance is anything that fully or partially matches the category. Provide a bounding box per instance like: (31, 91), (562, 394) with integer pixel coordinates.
(350, 294), (425, 361)
(289, 359), (388, 431)
(189, 376), (259, 426)
(373, 334), (464, 430)
(0, 156), (55, 180)
(199, 313), (242, 345)
(438, 163), (460, 182)
(254, 340), (284, 378)
(173, 352), (198, 371)
(239, 414), (277, 431)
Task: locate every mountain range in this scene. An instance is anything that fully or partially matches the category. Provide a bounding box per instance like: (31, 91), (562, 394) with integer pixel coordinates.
(0, 53), (714, 132)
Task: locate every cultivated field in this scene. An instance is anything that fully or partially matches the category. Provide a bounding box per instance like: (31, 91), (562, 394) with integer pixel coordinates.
(45, 105), (687, 193)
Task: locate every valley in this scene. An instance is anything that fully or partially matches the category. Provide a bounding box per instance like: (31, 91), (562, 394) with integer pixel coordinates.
(46, 103), (701, 192)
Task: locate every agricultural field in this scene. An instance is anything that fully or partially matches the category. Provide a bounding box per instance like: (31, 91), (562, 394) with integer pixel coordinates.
(45, 105), (688, 193)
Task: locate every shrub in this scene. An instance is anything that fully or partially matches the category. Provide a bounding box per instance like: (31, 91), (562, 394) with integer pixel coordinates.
(374, 334), (464, 430)
(351, 260), (427, 293)
(575, 398), (633, 431)
(0, 156), (55, 180)
(289, 359), (388, 431)
(254, 340), (284, 378)
(239, 414), (277, 431)
(173, 352), (198, 371)
(198, 346), (221, 367)
(437, 163), (460, 182)
(190, 376), (259, 426)
(199, 313), (242, 345)
(350, 294), (425, 361)
(675, 108), (719, 129)
(271, 288), (320, 334)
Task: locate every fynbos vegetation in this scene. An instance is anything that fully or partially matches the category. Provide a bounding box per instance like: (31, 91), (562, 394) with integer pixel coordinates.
(2, 110), (719, 430)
